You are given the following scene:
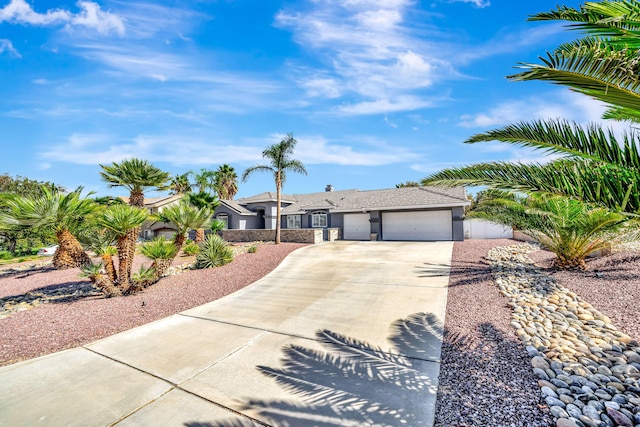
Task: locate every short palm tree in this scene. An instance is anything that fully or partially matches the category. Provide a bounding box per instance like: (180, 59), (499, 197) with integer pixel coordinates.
(155, 201), (213, 255)
(242, 133), (307, 244)
(471, 191), (633, 269)
(0, 187), (96, 269)
(214, 164), (239, 200)
(139, 237), (178, 279)
(186, 191), (219, 242)
(94, 204), (148, 293)
(80, 263), (122, 298)
(84, 231), (118, 283)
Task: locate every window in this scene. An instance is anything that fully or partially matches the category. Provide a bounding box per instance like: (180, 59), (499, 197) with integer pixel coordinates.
(287, 215), (301, 229)
(216, 213), (229, 229)
(311, 212), (328, 228)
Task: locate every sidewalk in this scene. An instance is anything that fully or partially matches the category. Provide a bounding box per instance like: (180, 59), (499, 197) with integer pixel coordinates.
(0, 241), (453, 426)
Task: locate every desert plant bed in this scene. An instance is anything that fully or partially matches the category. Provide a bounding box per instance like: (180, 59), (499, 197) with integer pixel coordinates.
(0, 242), (305, 366)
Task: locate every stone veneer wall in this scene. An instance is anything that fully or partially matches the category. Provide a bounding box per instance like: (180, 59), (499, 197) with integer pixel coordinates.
(326, 228), (341, 242)
(222, 229), (324, 244)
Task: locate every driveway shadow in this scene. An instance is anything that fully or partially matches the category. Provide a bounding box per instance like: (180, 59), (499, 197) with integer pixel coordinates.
(186, 312), (443, 427)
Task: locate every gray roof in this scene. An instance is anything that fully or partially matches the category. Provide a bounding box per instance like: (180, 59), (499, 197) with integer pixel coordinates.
(237, 192), (297, 204)
(280, 186), (468, 214)
(219, 199), (256, 215)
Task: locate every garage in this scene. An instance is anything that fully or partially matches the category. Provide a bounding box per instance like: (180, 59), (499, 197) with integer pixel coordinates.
(382, 210), (452, 241)
(343, 213), (371, 240)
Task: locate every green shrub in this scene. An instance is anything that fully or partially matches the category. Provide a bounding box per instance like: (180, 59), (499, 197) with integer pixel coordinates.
(0, 251), (12, 260)
(139, 237), (178, 261)
(195, 235), (234, 269)
(132, 265), (157, 284)
(247, 244), (257, 253)
(182, 241), (200, 256)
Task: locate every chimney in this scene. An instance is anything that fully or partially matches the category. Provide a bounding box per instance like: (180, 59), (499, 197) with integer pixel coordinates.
(325, 184), (334, 192)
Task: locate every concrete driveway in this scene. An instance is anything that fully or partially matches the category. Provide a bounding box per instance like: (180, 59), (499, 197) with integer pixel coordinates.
(0, 241), (453, 427)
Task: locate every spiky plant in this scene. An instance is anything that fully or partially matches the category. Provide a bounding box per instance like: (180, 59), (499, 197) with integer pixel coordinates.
(81, 229), (118, 283)
(0, 187), (96, 269)
(80, 263), (122, 297)
(94, 204), (148, 293)
(471, 192), (634, 269)
(131, 265), (157, 291)
(139, 236), (178, 278)
(195, 234), (234, 269)
(155, 201), (212, 255)
(242, 134), (307, 244)
(182, 240), (200, 256)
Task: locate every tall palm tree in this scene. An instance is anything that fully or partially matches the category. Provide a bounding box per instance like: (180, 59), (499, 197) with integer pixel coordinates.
(94, 204), (148, 293)
(242, 133), (307, 244)
(155, 201), (213, 256)
(0, 187), (96, 269)
(189, 168), (217, 194)
(99, 158), (171, 208)
(169, 173), (192, 195)
(214, 164), (239, 200)
(423, 1), (640, 213)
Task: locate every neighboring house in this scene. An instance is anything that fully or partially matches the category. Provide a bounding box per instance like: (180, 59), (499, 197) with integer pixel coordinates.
(213, 185), (470, 241)
(120, 194), (183, 240)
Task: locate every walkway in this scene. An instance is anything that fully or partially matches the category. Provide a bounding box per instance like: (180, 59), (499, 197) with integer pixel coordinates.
(0, 241), (453, 427)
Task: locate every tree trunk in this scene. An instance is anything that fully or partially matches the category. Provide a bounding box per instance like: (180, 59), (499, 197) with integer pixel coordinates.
(129, 189), (145, 208)
(116, 229), (138, 293)
(53, 229), (92, 270)
(173, 232), (186, 256)
(101, 254), (117, 283)
(275, 175), (281, 245)
(553, 255), (587, 270)
(194, 228), (205, 243)
(92, 274), (122, 298)
(153, 259), (173, 279)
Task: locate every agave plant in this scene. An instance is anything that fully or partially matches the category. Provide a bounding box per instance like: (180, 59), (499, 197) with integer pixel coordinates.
(195, 234), (234, 269)
(139, 237), (178, 279)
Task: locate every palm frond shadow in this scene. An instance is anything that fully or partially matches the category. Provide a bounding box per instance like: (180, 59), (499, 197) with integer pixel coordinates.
(445, 258), (493, 287)
(415, 262), (450, 278)
(196, 312), (443, 427)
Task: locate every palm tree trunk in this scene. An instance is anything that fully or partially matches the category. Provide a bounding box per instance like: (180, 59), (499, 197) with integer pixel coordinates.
(53, 229), (92, 269)
(153, 259), (172, 280)
(101, 254), (117, 283)
(116, 229), (138, 293)
(173, 232), (186, 256)
(275, 175), (281, 245)
(93, 274), (122, 297)
(129, 189), (145, 208)
(195, 228), (205, 243)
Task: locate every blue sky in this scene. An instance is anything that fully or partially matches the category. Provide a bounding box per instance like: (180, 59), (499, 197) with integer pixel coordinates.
(0, 0), (607, 199)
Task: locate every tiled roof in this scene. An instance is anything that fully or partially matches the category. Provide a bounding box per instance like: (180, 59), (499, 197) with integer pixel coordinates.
(236, 191), (297, 203)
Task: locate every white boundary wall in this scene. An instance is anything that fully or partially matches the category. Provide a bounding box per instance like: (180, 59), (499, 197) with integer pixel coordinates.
(463, 219), (513, 239)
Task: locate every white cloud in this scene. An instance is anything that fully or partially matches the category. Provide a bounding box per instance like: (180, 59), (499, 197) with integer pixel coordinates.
(0, 0), (125, 36)
(275, 0), (456, 114)
(384, 115), (397, 128)
(292, 134), (418, 166)
(449, 0), (490, 8)
(0, 38), (20, 57)
(338, 96), (432, 115)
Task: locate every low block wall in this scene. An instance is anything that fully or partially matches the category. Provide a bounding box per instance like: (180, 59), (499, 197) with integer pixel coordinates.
(222, 229), (323, 244)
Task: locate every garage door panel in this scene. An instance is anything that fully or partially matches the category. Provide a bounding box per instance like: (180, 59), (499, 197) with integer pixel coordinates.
(382, 211), (452, 241)
(343, 214), (371, 240)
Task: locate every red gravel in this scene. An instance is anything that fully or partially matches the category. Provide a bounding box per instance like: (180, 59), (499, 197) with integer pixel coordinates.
(435, 239), (553, 427)
(0, 243), (305, 366)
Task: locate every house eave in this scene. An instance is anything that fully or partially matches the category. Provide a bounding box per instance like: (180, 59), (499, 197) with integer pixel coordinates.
(331, 202), (470, 213)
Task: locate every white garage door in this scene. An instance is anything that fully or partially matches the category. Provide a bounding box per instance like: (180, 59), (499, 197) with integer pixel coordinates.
(382, 211), (452, 241)
(343, 213), (371, 240)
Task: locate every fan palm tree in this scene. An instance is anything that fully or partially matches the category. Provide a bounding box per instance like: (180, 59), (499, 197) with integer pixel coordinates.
(169, 173), (192, 195)
(214, 164), (239, 200)
(189, 168), (217, 194)
(99, 158), (171, 208)
(0, 187), (96, 269)
(94, 204), (148, 293)
(155, 201), (213, 256)
(186, 191), (219, 242)
(423, 1), (640, 214)
(242, 134), (307, 244)
(139, 237), (178, 280)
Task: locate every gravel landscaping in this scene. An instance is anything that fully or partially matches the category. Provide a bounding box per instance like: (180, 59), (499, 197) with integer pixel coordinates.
(437, 239), (640, 427)
(0, 242), (305, 366)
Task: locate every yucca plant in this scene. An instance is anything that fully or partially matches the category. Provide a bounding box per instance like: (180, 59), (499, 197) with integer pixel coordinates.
(195, 234), (234, 269)
(139, 236), (178, 279)
(472, 191), (634, 269)
(80, 263), (122, 298)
